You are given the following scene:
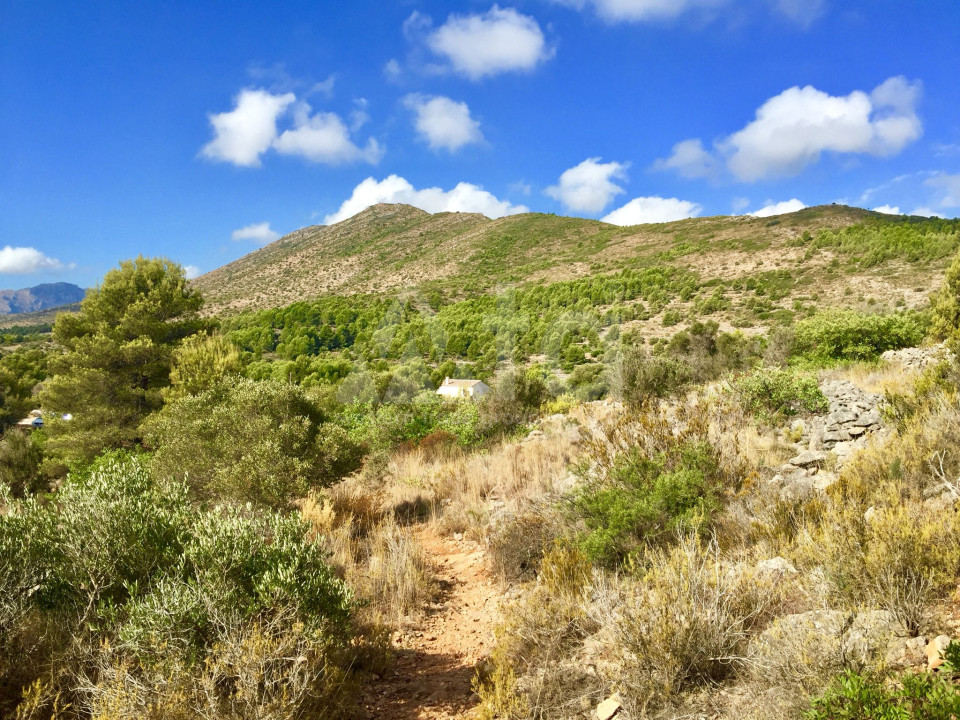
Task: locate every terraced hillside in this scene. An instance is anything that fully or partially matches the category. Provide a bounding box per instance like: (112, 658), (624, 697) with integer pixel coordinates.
(196, 204), (936, 314)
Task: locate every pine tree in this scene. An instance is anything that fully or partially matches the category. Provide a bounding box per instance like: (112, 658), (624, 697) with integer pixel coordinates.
(41, 257), (206, 473)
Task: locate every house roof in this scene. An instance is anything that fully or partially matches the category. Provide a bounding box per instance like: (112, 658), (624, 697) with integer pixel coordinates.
(440, 378), (486, 388)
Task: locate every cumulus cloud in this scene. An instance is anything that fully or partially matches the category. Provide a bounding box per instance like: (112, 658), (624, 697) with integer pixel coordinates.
(554, 0), (825, 25)
(404, 94), (484, 151)
(273, 101), (382, 164)
(653, 139), (720, 179)
(183, 265), (202, 280)
(748, 199), (807, 217)
(545, 158), (629, 213)
(926, 173), (960, 208)
(554, 0), (720, 23)
(872, 205), (901, 215)
(418, 6), (553, 79)
(601, 196), (702, 225)
(201, 89), (295, 167)
(910, 206), (947, 218)
(232, 222), (281, 245)
(658, 77), (922, 182)
(0, 246), (73, 274)
(201, 90), (381, 167)
(323, 175), (528, 224)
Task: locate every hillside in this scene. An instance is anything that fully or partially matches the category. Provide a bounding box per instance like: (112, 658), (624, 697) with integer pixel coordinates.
(194, 203), (953, 321)
(0, 282), (85, 315)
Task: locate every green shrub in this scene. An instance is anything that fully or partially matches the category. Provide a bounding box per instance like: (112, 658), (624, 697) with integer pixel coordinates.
(571, 441), (724, 567)
(0, 430), (45, 497)
(794, 308), (927, 363)
(931, 248), (960, 354)
(807, 670), (960, 720)
(614, 345), (692, 406)
(0, 453), (357, 717)
(733, 366), (829, 424)
(145, 377), (365, 508)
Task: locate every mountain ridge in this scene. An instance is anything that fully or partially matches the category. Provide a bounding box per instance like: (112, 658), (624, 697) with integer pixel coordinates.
(193, 203), (915, 315)
(0, 282), (86, 315)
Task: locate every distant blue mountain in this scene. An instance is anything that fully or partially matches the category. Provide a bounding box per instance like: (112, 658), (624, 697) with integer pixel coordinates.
(0, 282), (86, 314)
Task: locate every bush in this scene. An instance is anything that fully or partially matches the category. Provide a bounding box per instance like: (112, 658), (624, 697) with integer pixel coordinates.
(613, 345), (691, 406)
(0, 453), (359, 718)
(931, 248), (960, 354)
(733, 366), (829, 424)
(571, 441), (725, 567)
(145, 377), (365, 508)
(478, 368), (552, 436)
(793, 309), (926, 363)
(0, 430), (45, 497)
(807, 670), (960, 720)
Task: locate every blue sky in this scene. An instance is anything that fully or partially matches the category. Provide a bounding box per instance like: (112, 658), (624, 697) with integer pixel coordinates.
(2, 0), (959, 288)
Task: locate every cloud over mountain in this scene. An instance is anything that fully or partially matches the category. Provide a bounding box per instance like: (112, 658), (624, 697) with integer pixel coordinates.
(601, 196), (702, 225)
(545, 158), (628, 213)
(659, 76), (923, 182)
(324, 175), (528, 224)
(404, 94), (484, 151)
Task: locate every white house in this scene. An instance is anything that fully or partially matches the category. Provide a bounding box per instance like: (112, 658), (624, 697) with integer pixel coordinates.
(436, 377), (491, 400)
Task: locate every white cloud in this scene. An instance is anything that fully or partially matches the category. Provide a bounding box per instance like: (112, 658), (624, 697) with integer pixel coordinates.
(201, 90), (380, 167)
(183, 265), (201, 280)
(731, 197), (750, 212)
(273, 100), (382, 165)
(653, 138), (720, 179)
(872, 205), (901, 215)
(771, 0), (826, 28)
(384, 59), (402, 79)
(232, 222), (281, 245)
(659, 77), (922, 182)
(926, 173), (960, 208)
(554, 0), (720, 23)
(323, 175), (528, 224)
(0, 246), (73, 274)
(404, 94), (484, 151)
(545, 158), (628, 213)
(601, 196), (702, 225)
(910, 206), (947, 218)
(201, 89), (295, 167)
(748, 198), (807, 217)
(421, 6), (553, 79)
(554, 0), (825, 26)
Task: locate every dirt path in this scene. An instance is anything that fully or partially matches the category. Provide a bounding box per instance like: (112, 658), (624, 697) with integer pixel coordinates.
(360, 528), (499, 720)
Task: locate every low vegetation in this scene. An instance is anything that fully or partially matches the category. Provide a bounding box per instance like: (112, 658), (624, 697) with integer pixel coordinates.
(2, 214), (960, 718)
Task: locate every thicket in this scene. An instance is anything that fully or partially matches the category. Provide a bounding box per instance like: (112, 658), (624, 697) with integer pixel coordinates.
(0, 453), (360, 718)
(793, 308), (927, 362)
(733, 365), (829, 424)
(145, 378), (365, 508)
(797, 217), (960, 268)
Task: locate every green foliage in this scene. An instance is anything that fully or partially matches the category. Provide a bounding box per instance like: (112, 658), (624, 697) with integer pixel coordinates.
(733, 366), (829, 424)
(167, 330), (243, 399)
(800, 218), (960, 269)
(478, 367), (553, 436)
(0, 347), (48, 429)
(0, 452), (354, 716)
(40, 257), (207, 473)
(0, 430), (45, 497)
(145, 377), (364, 508)
(793, 308), (927, 363)
(806, 670), (960, 720)
(615, 345), (692, 406)
(571, 441), (724, 567)
(930, 248), (960, 354)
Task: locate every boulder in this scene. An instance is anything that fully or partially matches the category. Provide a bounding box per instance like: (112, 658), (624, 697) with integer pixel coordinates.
(789, 450), (827, 468)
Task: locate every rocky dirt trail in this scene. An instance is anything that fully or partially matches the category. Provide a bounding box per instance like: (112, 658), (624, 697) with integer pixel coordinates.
(360, 527), (499, 720)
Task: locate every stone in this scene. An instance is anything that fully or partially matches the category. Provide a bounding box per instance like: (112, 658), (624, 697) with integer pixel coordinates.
(853, 409), (883, 427)
(813, 472), (839, 492)
(887, 636), (928, 670)
(780, 478), (815, 502)
(843, 610), (909, 665)
(790, 450), (827, 468)
(595, 693), (622, 720)
(823, 430), (851, 443)
(864, 506), (878, 523)
(828, 411), (859, 425)
(847, 426), (867, 437)
(757, 557), (798, 577)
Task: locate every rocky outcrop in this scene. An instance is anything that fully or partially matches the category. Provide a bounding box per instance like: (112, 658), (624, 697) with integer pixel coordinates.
(881, 344), (952, 370)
